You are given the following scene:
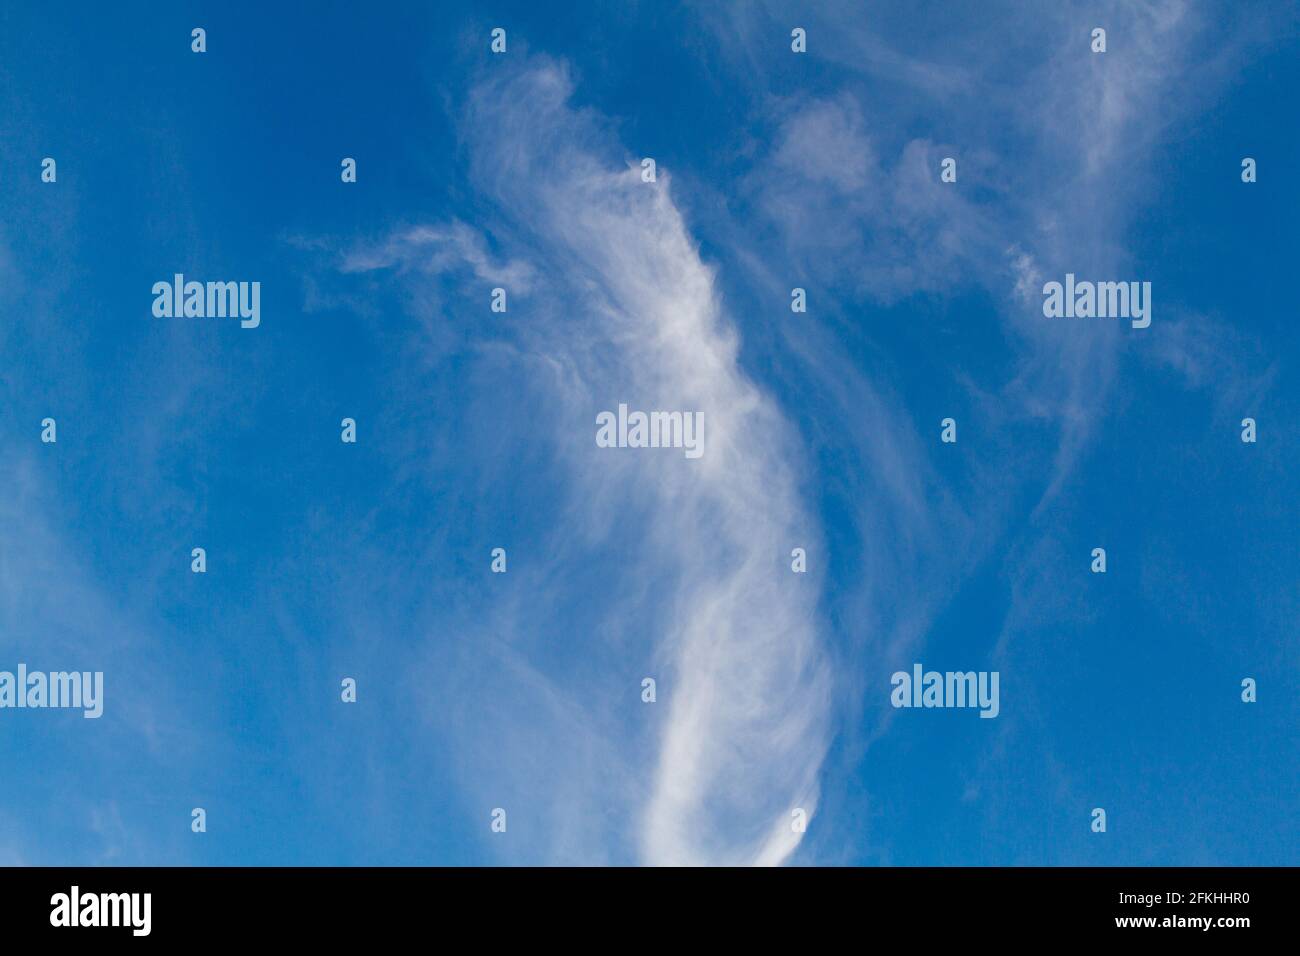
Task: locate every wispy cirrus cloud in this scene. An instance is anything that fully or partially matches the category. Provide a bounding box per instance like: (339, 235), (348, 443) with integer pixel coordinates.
(338, 56), (831, 865)
(340, 220), (536, 292)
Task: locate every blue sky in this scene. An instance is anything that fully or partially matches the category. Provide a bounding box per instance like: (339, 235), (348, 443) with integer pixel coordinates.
(1, 0), (1296, 866)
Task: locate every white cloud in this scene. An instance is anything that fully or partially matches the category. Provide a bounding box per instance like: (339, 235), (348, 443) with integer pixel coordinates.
(469, 60), (832, 866)
(772, 95), (876, 192)
(341, 220), (536, 292)
(354, 58), (834, 865)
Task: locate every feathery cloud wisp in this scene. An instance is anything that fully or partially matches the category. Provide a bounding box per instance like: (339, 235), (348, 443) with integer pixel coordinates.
(345, 57), (832, 865)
